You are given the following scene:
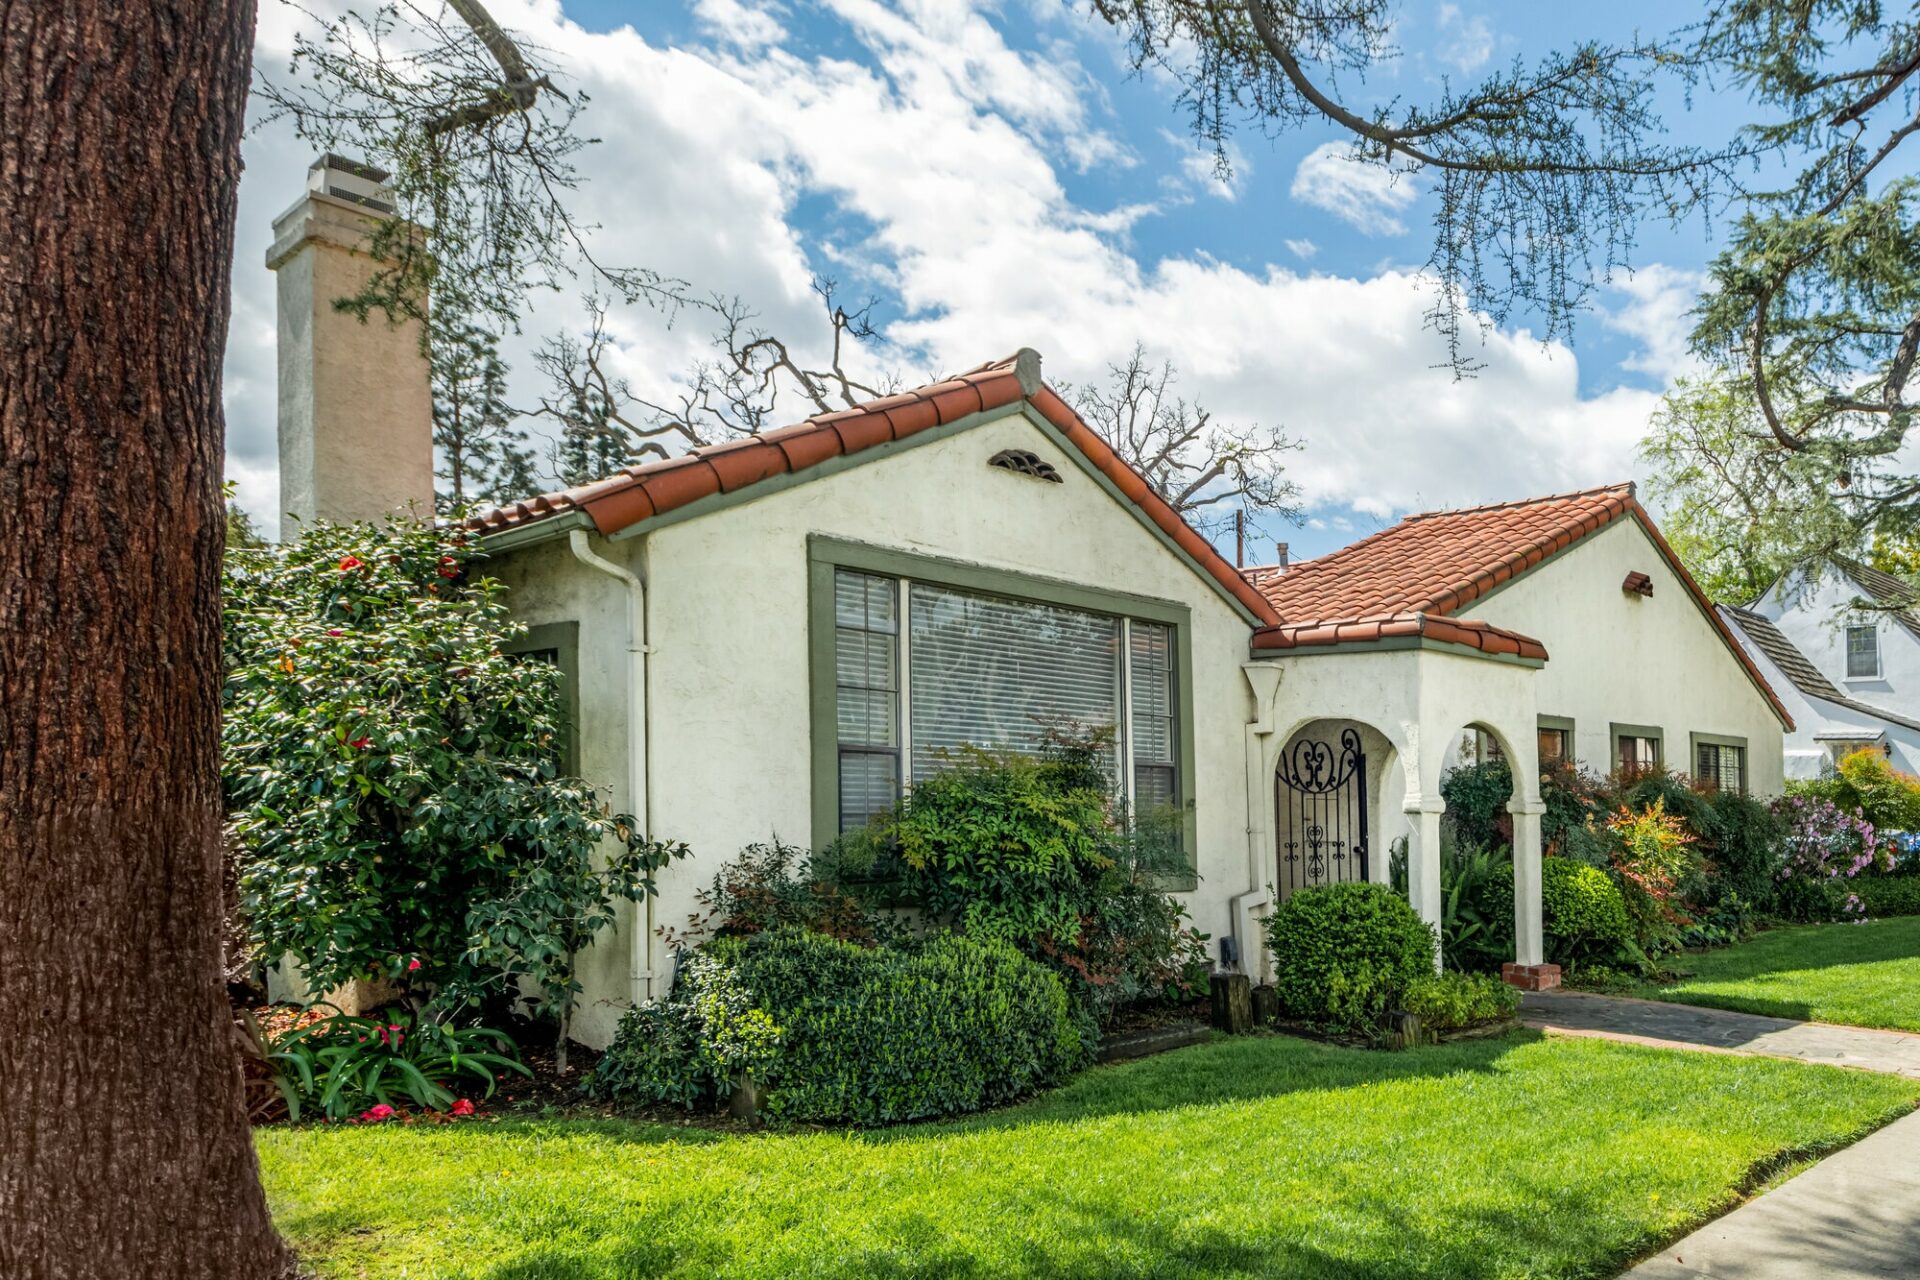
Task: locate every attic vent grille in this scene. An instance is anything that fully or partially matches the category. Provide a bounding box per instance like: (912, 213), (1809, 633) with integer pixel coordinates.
(988, 449), (1063, 484)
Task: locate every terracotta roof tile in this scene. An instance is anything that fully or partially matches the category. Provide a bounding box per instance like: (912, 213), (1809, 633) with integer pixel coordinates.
(1245, 483), (1792, 727)
(467, 350), (1282, 626)
(1250, 611), (1550, 662)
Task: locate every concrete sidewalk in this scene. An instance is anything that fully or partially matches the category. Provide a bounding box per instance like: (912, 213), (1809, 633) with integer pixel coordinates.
(1521, 990), (1920, 1078)
(1625, 1105), (1920, 1278)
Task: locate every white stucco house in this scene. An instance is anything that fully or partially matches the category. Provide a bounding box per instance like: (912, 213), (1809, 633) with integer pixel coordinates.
(267, 157), (1793, 1047)
(1722, 561), (1920, 778)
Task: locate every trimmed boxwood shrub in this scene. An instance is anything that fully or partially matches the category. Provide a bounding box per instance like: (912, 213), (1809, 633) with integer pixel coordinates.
(1263, 882), (1436, 1031)
(1542, 858), (1635, 969)
(590, 929), (1087, 1125)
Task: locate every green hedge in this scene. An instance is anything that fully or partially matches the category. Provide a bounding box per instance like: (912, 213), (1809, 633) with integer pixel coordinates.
(1402, 971), (1519, 1031)
(1263, 883), (1436, 1031)
(1542, 858), (1635, 969)
(590, 929), (1087, 1125)
(1856, 876), (1920, 917)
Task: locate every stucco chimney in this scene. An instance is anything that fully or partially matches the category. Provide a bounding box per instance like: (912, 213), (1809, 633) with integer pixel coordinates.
(266, 154), (434, 530)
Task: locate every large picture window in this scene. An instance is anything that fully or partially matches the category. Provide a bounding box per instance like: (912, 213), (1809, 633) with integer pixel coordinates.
(828, 566), (1184, 835)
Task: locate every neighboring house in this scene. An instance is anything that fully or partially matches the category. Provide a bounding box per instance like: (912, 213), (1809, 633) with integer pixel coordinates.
(1722, 568), (1920, 776)
(265, 157), (1791, 1045)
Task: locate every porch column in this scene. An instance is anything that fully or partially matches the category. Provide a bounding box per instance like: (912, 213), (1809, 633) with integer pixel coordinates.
(1405, 797), (1445, 973)
(1504, 797), (1559, 990)
(1509, 799), (1544, 965)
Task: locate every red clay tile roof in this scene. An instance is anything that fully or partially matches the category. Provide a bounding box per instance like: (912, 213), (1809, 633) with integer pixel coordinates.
(468, 350), (1283, 626)
(1244, 483), (1793, 727)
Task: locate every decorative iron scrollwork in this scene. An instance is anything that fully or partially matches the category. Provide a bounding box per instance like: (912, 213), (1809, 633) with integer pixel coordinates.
(1275, 727), (1369, 899)
(1277, 727), (1364, 795)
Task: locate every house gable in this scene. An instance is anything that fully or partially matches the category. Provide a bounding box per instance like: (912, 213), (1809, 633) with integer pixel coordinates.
(470, 350), (1280, 628)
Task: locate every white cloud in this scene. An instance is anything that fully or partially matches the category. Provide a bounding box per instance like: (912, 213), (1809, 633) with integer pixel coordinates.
(691, 0), (788, 50)
(1435, 4), (1494, 74)
(1284, 238), (1318, 260)
(224, 0), (1658, 541)
(1289, 142), (1419, 236)
(1602, 265), (1705, 386)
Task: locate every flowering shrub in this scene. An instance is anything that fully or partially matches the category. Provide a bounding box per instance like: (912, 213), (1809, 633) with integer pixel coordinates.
(1789, 749), (1920, 833)
(1771, 794), (1882, 922)
(223, 516), (690, 1047)
(266, 1010), (529, 1122)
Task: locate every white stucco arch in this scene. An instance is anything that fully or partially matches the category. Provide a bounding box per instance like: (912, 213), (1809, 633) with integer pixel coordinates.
(1238, 643), (1546, 978)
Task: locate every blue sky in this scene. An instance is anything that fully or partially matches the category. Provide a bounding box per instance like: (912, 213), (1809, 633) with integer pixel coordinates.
(229, 1), (1787, 556)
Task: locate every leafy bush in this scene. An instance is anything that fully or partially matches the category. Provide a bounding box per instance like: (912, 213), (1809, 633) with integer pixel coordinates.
(1698, 789), (1785, 910)
(1441, 759), (1513, 849)
(1540, 759), (1616, 866)
(1402, 972), (1519, 1031)
(660, 839), (903, 949)
(268, 1011), (529, 1121)
(1791, 749), (1920, 833)
(1542, 859), (1636, 970)
(1263, 883), (1437, 1032)
(845, 729), (1209, 1027)
(224, 517), (689, 1038)
(591, 929), (1085, 1125)
(1390, 840), (1514, 974)
(1606, 797), (1703, 956)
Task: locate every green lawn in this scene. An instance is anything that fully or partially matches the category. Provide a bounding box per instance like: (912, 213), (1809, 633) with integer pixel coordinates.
(259, 1031), (1918, 1280)
(1634, 916), (1920, 1031)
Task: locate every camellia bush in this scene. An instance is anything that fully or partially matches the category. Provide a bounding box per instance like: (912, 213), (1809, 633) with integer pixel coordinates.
(223, 516), (689, 1059)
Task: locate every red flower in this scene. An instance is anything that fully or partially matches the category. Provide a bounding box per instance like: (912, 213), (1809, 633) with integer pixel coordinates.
(450, 1099), (476, 1117)
(337, 555), (364, 572)
(407, 958), (421, 972)
(359, 1104), (396, 1123)
(349, 736), (371, 749)
(326, 629), (344, 637)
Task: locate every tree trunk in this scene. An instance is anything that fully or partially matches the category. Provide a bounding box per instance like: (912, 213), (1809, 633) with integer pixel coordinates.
(0, 3), (290, 1277)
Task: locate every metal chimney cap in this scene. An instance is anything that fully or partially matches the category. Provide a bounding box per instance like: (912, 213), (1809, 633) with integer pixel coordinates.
(307, 154), (395, 214)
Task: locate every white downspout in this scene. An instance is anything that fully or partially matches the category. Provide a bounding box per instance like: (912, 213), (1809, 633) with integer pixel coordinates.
(567, 529), (655, 1006)
(1231, 662), (1284, 979)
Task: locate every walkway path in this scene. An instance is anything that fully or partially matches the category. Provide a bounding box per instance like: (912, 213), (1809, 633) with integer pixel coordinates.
(1519, 990), (1920, 1277)
(1521, 989), (1920, 1078)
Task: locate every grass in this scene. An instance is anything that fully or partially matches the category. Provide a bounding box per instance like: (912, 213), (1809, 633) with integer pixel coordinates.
(1634, 916), (1920, 1031)
(259, 1030), (1919, 1280)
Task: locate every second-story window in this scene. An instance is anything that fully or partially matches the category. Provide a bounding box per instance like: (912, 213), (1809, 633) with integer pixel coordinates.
(1847, 624), (1880, 678)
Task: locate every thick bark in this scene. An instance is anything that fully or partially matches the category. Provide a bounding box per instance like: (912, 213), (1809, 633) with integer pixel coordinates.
(0, 2), (290, 1277)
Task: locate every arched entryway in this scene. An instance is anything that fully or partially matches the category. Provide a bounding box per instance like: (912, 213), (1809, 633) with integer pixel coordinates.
(1272, 719), (1401, 901)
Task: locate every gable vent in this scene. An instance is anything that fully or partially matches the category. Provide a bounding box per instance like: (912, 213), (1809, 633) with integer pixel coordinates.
(988, 448), (1063, 483)
(1623, 571), (1653, 598)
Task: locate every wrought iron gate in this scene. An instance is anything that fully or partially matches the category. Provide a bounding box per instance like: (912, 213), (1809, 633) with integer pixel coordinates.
(1275, 728), (1369, 898)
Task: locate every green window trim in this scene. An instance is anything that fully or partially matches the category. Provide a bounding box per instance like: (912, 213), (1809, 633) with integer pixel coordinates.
(1609, 721), (1665, 773)
(502, 620), (581, 778)
(808, 536), (1199, 888)
(1690, 731), (1751, 795)
(1537, 714), (1575, 765)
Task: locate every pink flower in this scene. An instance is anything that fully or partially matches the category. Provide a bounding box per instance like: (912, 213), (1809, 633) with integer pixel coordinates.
(407, 958), (421, 972)
(450, 1099), (476, 1117)
(359, 1104), (396, 1123)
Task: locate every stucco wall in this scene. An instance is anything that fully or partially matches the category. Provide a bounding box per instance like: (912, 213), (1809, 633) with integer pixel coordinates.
(1727, 628), (1920, 778)
(1755, 568), (1920, 721)
(1466, 519), (1787, 796)
(493, 404), (1257, 1047)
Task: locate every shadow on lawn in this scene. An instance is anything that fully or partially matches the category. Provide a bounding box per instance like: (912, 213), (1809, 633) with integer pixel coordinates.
(896, 1028), (1548, 1140)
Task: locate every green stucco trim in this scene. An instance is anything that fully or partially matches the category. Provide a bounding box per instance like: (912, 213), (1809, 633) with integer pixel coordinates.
(1609, 721), (1665, 769)
(503, 620), (581, 776)
(604, 403), (1265, 627)
(806, 536), (1198, 883)
(1537, 714), (1576, 763)
(1247, 635), (1547, 669)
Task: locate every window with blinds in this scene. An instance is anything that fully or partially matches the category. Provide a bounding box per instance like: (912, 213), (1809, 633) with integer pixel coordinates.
(834, 571), (900, 832)
(1695, 741), (1746, 794)
(831, 568), (1180, 832)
